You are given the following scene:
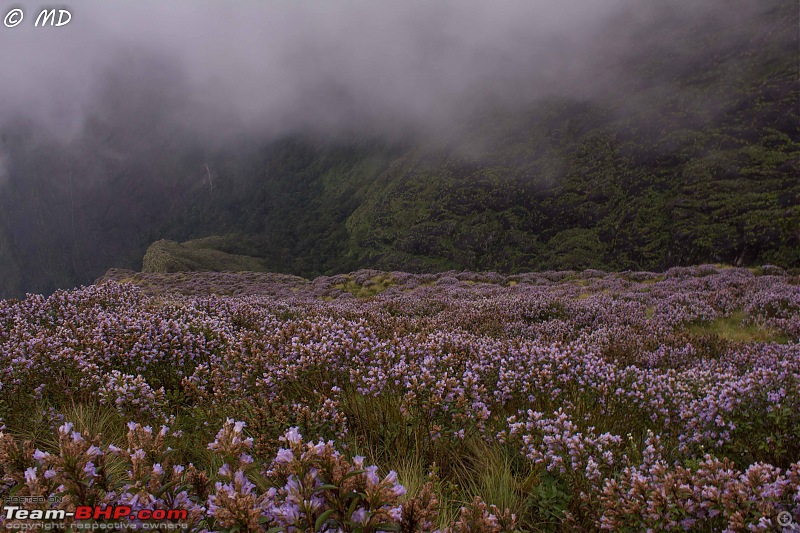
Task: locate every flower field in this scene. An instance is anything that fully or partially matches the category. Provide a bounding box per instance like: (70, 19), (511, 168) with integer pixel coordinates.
(1, 266), (799, 531)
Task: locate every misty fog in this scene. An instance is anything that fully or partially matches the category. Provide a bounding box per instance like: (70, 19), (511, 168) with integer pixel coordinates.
(0, 0), (795, 297)
(0, 0), (771, 144)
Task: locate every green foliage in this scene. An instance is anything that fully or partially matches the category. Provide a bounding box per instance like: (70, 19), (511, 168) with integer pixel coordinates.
(689, 311), (790, 344)
(334, 274), (398, 299)
(524, 472), (571, 532)
(142, 239), (272, 274)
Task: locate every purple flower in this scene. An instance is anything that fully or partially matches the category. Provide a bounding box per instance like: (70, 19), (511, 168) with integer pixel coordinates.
(284, 427), (302, 444)
(86, 445), (103, 457)
(33, 449), (49, 461)
(275, 448), (294, 464)
(365, 465), (380, 485)
(351, 507), (367, 524)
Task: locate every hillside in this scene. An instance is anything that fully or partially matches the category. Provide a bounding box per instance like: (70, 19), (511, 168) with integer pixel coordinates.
(0, 0), (797, 297)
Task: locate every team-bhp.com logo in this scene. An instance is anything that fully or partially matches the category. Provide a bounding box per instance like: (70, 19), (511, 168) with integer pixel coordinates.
(2, 503), (188, 530)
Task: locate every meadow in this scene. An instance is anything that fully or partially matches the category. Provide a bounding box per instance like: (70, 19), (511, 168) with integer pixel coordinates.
(0, 265), (798, 531)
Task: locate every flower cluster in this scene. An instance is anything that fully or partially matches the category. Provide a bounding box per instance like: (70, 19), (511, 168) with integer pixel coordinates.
(1, 422), (447, 532)
(1, 266), (799, 530)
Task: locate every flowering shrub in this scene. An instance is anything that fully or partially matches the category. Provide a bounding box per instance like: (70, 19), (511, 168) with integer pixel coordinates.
(2, 422), (438, 532)
(1, 267), (799, 530)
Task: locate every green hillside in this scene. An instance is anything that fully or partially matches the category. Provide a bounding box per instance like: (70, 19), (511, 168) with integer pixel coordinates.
(0, 0), (797, 297)
(149, 1), (799, 276)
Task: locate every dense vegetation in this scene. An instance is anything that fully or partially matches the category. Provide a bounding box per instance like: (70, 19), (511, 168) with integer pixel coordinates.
(0, 1), (797, 298)
(1, 266), (799, 530)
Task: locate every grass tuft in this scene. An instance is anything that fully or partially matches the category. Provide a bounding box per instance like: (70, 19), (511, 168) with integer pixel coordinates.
(334, 274), (397, 298)
(691, 311), (789, 344)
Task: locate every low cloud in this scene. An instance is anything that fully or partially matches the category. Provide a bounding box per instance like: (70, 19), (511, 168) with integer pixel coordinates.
(0, 0), (698, 142)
